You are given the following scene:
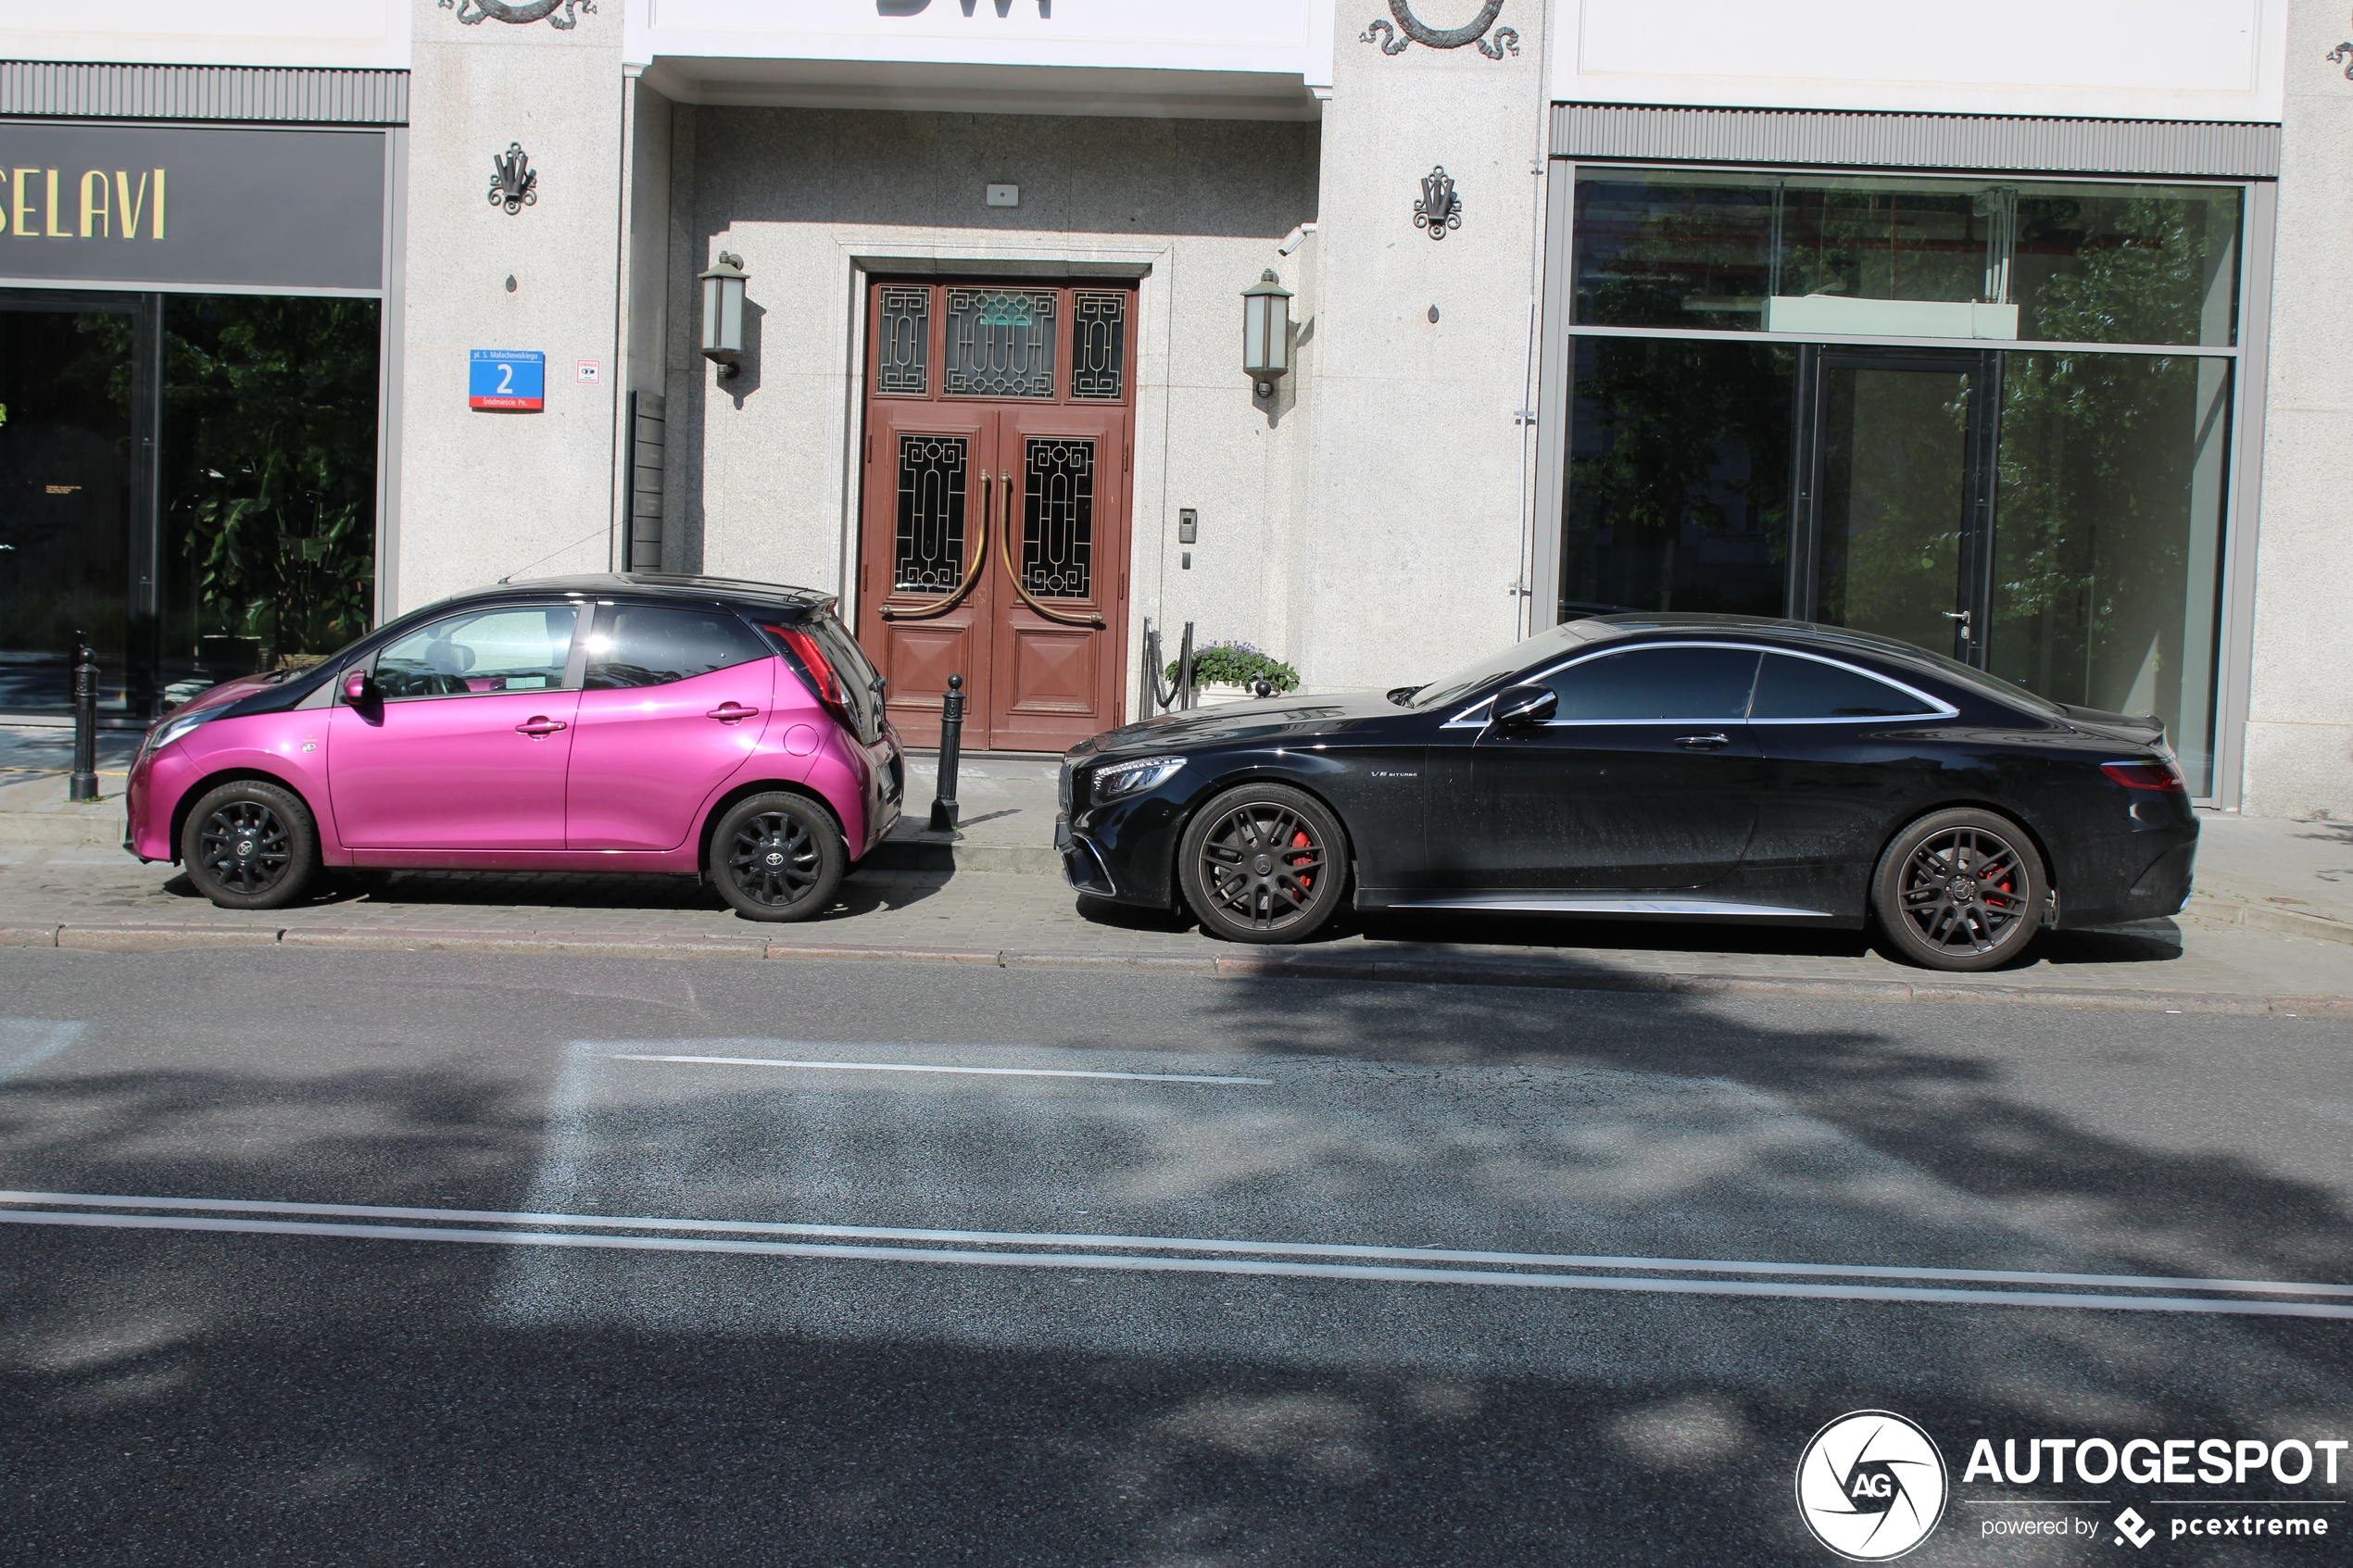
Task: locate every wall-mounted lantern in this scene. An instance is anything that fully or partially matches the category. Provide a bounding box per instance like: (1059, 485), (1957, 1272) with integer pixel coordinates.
(698, 251), (748, 380)
(1241, 268), (1292, 399)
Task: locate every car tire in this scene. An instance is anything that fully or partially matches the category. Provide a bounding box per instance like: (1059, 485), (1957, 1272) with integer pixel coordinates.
(1871, 807), (2048, 972)
(180, 778), (320, 911)
(1177, 783), (1349, 945)
(708, 792), (846, 922)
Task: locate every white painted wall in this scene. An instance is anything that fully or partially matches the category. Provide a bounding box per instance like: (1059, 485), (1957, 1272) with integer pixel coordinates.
(0, 0), (409, 70)
(2243, 0), (2353, 820)
(392, 3), (623, 612)
(1551, 0), (2285, 122)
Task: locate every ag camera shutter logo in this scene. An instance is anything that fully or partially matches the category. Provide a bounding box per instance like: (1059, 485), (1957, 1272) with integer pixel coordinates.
(1795, 1410), (1949, 1560)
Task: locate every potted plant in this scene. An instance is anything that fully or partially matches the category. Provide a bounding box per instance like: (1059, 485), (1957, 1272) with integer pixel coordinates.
(1165, 641), (1301, 706)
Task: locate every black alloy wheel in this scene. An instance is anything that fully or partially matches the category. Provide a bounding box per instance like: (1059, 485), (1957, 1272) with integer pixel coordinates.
(710, 792), (845, 922)
(1872, 807), (2047, 972)
(1178, 783), (1348, 945)
(180, 779), (320, 910)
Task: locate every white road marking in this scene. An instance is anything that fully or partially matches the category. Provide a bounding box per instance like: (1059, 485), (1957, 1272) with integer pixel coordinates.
(609, 1053), (1273, 1085)
(1, 1191), (2347, 1307)
(1, 1207), (2347, 1317)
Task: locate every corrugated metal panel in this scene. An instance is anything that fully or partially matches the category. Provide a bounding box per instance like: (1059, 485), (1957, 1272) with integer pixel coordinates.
(0, 61), (407, 125)
(1552, 103), (2278, 179)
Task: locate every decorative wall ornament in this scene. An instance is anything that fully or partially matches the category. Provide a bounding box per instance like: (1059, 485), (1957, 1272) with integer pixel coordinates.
(1414, 166), (1462, 240)
(440, 0), (596, 29)
(489, 144), (536, 214)
(2330, 41), (2353, 78)
(1361, 1), (1518, 58)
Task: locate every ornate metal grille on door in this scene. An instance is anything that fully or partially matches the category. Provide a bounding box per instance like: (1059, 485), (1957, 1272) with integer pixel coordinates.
(1023, 437), (1093, 596)
(894, 434), (968, 592)
(1070, 291), (1127, 400)
(876, 287), (930, 395)
(946, 288), (1057, 398)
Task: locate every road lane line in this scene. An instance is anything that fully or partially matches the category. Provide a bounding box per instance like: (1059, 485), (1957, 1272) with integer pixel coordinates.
(608, 1053), (1274, 1085)
(1, 1208), (2348, 1318)
(0, 1191), (2347, 1300)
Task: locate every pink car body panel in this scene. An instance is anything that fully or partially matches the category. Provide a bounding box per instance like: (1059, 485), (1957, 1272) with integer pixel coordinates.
(126, 652), (896, 875)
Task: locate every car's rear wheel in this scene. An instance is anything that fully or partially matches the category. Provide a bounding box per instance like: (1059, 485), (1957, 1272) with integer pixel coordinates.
(181, 779), (319, 910)
(1871, 807), (2047, 972)
(709, 792), (845, 922)
(1177, 784), (1348, 945)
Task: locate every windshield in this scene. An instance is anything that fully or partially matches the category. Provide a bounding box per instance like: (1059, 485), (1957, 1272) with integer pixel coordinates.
(1411, 621), (1611, 709)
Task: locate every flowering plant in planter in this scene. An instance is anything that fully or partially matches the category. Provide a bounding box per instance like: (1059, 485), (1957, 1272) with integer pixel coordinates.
(1165, 640), (1301, 695)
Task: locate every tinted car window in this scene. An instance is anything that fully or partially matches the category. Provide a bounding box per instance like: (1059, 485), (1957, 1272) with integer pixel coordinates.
(585, 604), (770, 690)
(372, 605), (578, 700)
(1414, 621), (1615, 709)
(1752, 654), (1936, 719)
(1542, 646), (1761, 721)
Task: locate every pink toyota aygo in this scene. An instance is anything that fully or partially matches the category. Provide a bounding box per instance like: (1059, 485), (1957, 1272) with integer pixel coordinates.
(124, 574), (905, 921)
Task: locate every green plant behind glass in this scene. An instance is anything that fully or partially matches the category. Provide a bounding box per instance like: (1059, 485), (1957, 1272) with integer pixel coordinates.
(165, 296), (381, 661)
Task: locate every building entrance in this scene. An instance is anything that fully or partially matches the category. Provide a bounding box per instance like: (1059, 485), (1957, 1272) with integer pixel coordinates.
(856, 281), (1135, 752)
(1790, 347), (1998, 668)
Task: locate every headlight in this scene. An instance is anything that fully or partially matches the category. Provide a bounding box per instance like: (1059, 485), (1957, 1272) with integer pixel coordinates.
(1089, 755), (1184, 802)
(145, 707), (220, 756)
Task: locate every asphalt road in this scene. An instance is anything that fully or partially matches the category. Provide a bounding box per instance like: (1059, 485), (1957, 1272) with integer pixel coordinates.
(0, 947), (2347, 1565)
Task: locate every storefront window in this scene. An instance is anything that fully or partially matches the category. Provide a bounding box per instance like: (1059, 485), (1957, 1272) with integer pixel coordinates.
(157, 295), (380, 705)
(0, 302), (137, 710)
(1561, 337), (1794, 620)
(1572, 170), (2241, 347)
(1990, 352), (2230, 794)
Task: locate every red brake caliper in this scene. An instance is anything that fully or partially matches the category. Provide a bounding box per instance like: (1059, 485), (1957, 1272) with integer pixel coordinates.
(1291, 830), (1313, 890)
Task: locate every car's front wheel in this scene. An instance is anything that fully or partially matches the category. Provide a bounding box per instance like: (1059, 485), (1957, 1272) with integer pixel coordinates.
(709, 793), (846, 922)
(1177, 783), (1348, 944)
(1871, 807), (2047, 972)
(181, 779), (319, 910)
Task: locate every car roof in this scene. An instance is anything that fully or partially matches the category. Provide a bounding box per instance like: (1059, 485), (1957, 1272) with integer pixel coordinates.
(477, 573), (833, 612)
(1584, 611), (1953, 669)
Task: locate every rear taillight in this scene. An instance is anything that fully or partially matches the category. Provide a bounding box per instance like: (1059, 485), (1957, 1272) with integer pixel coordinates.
(2101, 760), (2185, 793)
(766, 622), (854, 730)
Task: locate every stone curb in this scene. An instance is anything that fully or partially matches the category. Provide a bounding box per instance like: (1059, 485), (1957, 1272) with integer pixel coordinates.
(2187, 894), (2353, 947)
(6, 921), (2346, 1013)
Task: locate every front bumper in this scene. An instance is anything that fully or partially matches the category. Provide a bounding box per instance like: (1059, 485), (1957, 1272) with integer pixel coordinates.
(1056, 812), (1118, 897)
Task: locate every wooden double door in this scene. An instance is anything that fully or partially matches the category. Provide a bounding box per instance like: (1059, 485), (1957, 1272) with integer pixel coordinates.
(857, 281), (1134, 753)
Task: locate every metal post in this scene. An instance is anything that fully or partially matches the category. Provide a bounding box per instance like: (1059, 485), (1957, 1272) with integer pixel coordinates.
(1176, 621), (1196, 711)
(69, 635), (99, 803)
(1140, 618), (1160, 718)
(928, 673), (963, 833)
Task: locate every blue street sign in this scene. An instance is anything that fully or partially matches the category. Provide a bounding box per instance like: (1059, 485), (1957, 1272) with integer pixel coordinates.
(470, 349), (545, 410)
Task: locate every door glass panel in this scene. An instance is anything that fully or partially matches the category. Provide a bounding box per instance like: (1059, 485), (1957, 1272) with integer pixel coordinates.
(1022, 436), (1093, 597)
(1815, 366), (1970, 656)
(1542, 646), (1762, 720)
(1990, 352), (2230, 793)
(1572, 169), (2242, 346)
(584, 604), (766, 689)
(375, 606), (577, 699)
(1753, 653), (1937, 719)
(944, 288), (1056, 399)
(0, 307), (133, 711)
(1070, 291), (1126, 400)
(875, 286), (930, 395)
(893, 434), (967, 593)
(1560, 336), (1795, 621)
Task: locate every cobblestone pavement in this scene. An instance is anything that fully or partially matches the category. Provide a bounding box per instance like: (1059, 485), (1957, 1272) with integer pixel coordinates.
(3, 845), (2348, 1010)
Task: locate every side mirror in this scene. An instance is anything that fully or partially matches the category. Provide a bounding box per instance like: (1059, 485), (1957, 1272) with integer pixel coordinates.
(342, 669), (378, 705)
(1491, 684), (1557, 727)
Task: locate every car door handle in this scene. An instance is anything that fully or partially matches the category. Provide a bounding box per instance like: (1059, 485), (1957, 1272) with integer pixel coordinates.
(515, 717), (568, 737)
(1675, 733), (1730, 751)
(707, 703), (761, 723)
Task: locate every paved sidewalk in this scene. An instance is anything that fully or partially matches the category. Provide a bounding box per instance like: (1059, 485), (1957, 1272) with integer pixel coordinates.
(4, 726), (2349, 1009)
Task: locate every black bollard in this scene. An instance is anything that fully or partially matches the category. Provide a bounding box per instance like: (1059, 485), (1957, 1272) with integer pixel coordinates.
(69, 635), (99, 804)
(929, 673), (964, 833)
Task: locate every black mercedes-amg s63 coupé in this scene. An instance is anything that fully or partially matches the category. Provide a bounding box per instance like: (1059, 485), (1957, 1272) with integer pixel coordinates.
(1055, 613), (2197, 972)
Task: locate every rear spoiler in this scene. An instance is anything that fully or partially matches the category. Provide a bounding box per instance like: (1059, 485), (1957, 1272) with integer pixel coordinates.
(2059, 702), (2167, 748)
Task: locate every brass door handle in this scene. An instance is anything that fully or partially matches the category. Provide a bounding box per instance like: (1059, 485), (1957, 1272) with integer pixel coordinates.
(880, 455), (991, 621)
(997, 466), (1104, 629)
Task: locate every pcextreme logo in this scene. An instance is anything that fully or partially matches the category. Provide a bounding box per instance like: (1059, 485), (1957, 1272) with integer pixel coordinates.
(1796, 1411), (1951, 1561)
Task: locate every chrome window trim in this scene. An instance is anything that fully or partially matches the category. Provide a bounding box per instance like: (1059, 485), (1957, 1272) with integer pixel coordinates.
(1443, 640), (1959, 728)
